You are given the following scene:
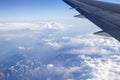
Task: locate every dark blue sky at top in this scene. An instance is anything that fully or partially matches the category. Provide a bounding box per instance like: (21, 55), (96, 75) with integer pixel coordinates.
(0, 0), (61, 11)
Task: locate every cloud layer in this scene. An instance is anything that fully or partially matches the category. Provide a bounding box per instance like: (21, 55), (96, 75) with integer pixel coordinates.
(0, 21), (120, 80)
(0, 21), (65, 31)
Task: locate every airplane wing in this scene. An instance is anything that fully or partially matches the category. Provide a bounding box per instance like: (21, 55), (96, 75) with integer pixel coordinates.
(63, 0), (120, 41)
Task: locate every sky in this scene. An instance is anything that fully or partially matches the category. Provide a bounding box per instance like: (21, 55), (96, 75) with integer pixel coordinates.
(0, 0), (120, 33)
(0, 0), (119, 21)
(0, 0), (77, 21)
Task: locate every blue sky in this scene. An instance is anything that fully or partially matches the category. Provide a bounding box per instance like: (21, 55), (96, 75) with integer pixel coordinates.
(0, 0), (77, 21)
(0, 0), (119, 21)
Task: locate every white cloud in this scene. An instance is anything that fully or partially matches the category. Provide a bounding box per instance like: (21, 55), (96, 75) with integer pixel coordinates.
(44, 39), (62, 49)
(80, 55), (120, 80)
(37, 34), (120, 80)
(47, 64), (54, 69)
(18, 46), (25, 50)
(0, 29), (120, 80)
(46, 42), (62, 49)
(0, 21), (66, 31)
(64, 34), (120, 55)
(47, 21), (65, 30)
(0, 21), (69, 39)
(22, 34), (120, 80)
(70, 48), (111, 55)
(0, 22), (38, 31)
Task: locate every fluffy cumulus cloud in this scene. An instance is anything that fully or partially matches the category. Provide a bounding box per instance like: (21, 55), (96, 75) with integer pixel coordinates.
(0, 21), (120, 80)
(65, 35), (120, 55)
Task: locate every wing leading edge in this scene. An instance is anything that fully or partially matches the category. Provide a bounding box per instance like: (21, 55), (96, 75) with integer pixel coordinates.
(63, 0), (120, 41)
